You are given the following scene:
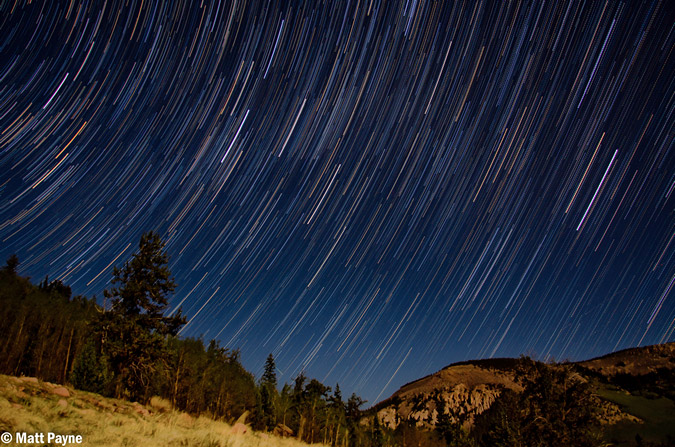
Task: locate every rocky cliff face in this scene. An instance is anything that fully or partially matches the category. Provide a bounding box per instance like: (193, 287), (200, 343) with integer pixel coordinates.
(372, 344), (675, 431)
(375, 362), (523, 429)
(378, 382), (508, 429)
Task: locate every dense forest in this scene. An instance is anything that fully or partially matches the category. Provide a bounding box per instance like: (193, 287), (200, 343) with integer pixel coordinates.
(0, 232), (375, 445)
(1, 233), (671, 446)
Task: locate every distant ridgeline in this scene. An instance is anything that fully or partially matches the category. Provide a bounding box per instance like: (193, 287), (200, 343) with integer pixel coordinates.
(0, 234), (370, 446)
(366, 343), (675, 446)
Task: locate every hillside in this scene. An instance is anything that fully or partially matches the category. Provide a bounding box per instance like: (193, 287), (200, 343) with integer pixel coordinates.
(371, 343), (675, 446)
(0, 247), (367, 446)
(579, 342), (675, 377)
(0, 374), (308, 447)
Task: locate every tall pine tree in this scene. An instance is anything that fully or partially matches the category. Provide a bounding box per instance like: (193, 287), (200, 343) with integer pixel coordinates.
(97, 231), (185, 400)
(258, 353), (278, 430)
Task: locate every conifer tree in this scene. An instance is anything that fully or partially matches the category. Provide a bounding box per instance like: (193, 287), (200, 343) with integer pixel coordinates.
(97, 231), (186, 400)
(262, 353), (277, 387)
(2, 254), (19, 275)
(258, 353), (278, 430)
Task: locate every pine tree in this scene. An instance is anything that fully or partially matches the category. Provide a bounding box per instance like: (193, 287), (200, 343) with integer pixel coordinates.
(327, 384), (346, 446)
(329, 383), (343, 409)
(258, 353), (278, 430)
(103, 231), (184, 333)
(97, 231), (186, 400)
(262, 353), (277, 387)
(346, 393), (366, 446)
(2, 254), (19, 275)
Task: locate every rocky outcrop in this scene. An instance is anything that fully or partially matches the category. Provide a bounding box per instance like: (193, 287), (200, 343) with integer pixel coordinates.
(372, 347), (670, 432)
(374, 360), (525, 430)
(378, 382), (508, 429)
(595, 397), (641, 425)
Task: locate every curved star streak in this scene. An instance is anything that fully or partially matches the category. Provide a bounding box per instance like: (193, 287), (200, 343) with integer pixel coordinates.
(1, 0), (673, 402)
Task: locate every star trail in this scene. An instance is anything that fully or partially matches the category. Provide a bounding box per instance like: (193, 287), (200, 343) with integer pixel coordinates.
(1, 0), (673, 403)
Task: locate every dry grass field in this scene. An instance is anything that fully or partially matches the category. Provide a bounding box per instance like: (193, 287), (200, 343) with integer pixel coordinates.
(0, 374), (312, 447)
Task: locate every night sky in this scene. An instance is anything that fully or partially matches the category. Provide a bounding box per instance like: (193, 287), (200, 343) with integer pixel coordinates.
(1, 0), (673, 404)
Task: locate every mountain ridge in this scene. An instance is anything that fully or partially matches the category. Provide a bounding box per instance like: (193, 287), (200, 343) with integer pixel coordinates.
(376, 342), (675, 407)
(368, 342), (675, 446)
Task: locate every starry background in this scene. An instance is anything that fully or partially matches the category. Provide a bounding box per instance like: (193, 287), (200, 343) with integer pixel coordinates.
(1, 0), (673, 403)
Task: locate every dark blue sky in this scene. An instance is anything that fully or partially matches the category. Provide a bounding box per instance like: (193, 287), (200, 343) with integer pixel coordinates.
(1, 0), (673, 403)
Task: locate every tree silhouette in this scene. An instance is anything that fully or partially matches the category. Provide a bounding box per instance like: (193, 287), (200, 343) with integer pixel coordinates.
(262, 353), (278, 387)
(258, 353), (278, 430)
(103, 231), (184, 332)
(3, 254), (19, 275)
(473, 358), (602, 447)
(98, 231), (186, 400)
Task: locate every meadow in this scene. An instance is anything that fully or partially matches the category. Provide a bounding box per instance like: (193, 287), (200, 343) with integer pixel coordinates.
(0, 374), (312, 447)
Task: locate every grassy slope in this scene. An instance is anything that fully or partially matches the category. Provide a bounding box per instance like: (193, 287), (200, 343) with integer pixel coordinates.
(0, 375), (310, 447)
(595, 382), (675, 445)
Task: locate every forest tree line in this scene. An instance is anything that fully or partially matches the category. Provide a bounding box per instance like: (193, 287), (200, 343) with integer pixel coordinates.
(0, 232), (375, 445)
